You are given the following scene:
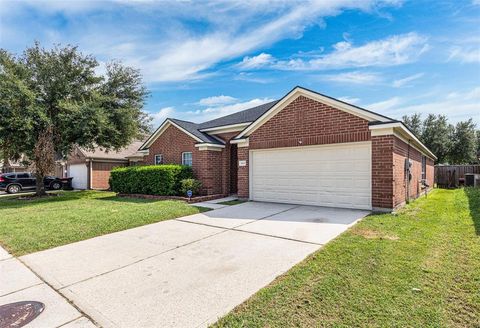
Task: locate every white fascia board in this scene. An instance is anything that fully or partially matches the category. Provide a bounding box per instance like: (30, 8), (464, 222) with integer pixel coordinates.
(141, 119), (203, 150)
(369, 123), (437, 160)
(230, 138), (249, 147)
(237, 87), (390, 139)
(195, 143), (226, 151)
(199, 122), (251, 134)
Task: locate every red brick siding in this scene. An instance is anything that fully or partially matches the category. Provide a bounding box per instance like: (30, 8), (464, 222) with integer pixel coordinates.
(215, 132), (240, 195)
(372, 135), (394, 209)
(249, 96), (370, 150)
(239, 95), (372, 200)
(91, 162), (127, 190)
(237, 146), (249, 198)
(393, 137), (434, 207)
(145, 124), (229, 196)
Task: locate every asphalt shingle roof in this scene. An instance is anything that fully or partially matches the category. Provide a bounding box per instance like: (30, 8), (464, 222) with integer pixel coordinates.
(198, 100), (278, 130)
(166, 101), (279, 145)
(169, 119), (222, 144)
(147, 86), (398, 148)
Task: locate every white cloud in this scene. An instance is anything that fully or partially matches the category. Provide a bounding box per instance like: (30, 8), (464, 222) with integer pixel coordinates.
(198, 95), (237, 106)
(237, 53), (274, 69)
(234, 72), (272, 84)
(241, 32), (428, 71)
(322, 71), (382, 84)
(366, 87), (480, 124)
(150, 107), (175, 126)
(366, 97), (403, 111)
(448, 46), (480, 63)
(183, 98), (274, 123)
(1, 0), (404, 83)
(337, 96), (361, 104)
(392, 72), (424, 87)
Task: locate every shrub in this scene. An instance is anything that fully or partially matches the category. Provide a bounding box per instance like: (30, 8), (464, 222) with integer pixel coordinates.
(110, 165), (194, 196)
(179, 178), (202, 196)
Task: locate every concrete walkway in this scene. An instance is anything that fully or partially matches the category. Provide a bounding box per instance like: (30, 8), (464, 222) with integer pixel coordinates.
(192, 196), (239, 209)
(20, 202), (368, 328)
(0, 246), (96, 327)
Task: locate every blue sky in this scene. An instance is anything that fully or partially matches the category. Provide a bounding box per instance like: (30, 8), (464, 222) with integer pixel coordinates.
(1, 0), (479, 127)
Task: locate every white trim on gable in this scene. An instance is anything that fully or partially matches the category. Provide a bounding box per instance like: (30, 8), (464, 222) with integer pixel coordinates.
(140, 119), (203, 150)
(236, 87), (391, 139)
(369, 122), (437, 160)
(199, 122), (251, 134)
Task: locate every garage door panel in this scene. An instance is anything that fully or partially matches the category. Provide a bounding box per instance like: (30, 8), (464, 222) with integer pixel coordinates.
(68, 164), (88, 190)
(251, 142), (371, 210)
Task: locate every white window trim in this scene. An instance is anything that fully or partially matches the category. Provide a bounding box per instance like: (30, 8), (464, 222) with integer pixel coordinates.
(154, 154), (163, 165)
(182, 152), (193, 166)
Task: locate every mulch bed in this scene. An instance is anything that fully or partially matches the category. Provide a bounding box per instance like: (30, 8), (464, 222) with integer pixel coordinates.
(117, 193), (226, 204)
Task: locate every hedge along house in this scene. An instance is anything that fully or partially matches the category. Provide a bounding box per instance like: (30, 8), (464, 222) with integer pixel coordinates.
(140, 86), (436, 211)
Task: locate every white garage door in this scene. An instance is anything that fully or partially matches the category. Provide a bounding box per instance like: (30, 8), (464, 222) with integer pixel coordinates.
(68, 164), (88, 190)
(250, 142), (371, 210)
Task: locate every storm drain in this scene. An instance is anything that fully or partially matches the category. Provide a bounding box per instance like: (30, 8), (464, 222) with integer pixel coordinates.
(0, 301), (44, 328)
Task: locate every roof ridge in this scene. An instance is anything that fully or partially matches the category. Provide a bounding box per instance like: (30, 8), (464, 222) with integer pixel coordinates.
(169, 118), (197, 125)
(199, 100), (278, 126)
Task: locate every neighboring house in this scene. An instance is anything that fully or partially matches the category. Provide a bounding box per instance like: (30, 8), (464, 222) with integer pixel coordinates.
(0, 159), (29, 173)
(140, 86), (436, 211)
(66, 141), (146, 190)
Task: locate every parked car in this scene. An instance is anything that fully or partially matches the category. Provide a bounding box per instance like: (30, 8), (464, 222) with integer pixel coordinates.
(0, 172), (63, 194)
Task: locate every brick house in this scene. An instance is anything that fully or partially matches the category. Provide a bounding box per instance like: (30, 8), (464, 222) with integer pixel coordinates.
(140, 86), (436, 211)
(66, 140), (145, 190)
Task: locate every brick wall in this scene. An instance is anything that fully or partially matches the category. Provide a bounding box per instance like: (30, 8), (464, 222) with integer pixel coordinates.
(91, 161), (127, 190)
(144, 124), (229, 196)
(249, 96), (370, 149)
(237, 146), (249, 198)
(392, 137), (434, 207)
(238, 95), (372, 199)
(372, 135), (394, 209)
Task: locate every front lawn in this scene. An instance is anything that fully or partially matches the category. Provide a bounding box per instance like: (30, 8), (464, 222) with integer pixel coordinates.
(214, 188), (480, 327)
(0, 191), (208, 256)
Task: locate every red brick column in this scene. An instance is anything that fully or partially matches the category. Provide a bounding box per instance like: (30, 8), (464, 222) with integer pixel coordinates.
(237, 146), (249, 199)
(372, 135), (394, 209)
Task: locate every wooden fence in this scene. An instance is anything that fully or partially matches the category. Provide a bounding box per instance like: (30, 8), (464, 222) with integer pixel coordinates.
(435, 165), (480, 187)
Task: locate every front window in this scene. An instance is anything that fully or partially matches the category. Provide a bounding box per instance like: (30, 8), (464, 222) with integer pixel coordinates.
(182, 152), (192, 166)
(421, 156), (427, 180)
(154, 154), (163, 165)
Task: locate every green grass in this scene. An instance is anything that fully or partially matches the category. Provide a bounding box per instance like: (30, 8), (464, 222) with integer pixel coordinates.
(214, 188), (480, 328)
(0, 191), (209, 256)
(217, 199), (247, 206)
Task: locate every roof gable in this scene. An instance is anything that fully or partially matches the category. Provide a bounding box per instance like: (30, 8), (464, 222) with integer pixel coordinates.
(236, 86), (393, 139)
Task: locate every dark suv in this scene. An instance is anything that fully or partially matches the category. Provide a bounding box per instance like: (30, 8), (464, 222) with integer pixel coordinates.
(0, 172), (63, 194)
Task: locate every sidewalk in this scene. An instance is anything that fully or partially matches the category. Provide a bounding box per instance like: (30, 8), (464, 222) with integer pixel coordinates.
(0, 246), (96, 327)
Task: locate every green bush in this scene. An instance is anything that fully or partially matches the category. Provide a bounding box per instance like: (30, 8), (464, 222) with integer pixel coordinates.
(110, 165), (194, 196)
(179, 178), (202, 196)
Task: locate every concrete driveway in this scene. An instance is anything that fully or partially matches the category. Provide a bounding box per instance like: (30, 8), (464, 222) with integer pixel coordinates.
(21, 202), (368, 328)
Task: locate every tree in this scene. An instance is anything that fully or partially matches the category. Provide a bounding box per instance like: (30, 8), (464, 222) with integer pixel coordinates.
(421, 114), (454, 164)
(402, 113), (423, 137)
(449, 119), (477, 164)
(476, 130), (480, 163)
(0, 43), (150, 195)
